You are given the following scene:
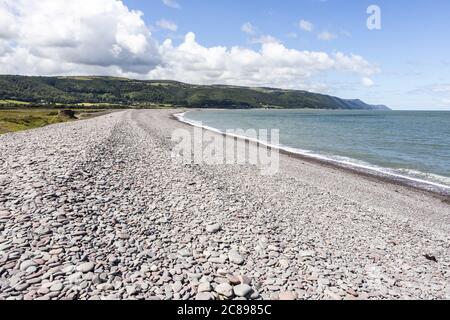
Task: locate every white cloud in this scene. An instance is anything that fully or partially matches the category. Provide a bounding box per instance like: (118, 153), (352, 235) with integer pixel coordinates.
(241, 22), (256, 35)
(0, 2), (18, 39)
(299, 20), (314, 32)
(147, 32), (379, 90)
(157, 19), (178, 32)
(334, 53), (379, 76)
(0, 39), (12, 56)
(0, 0), (379, 92)
(361, 77), (375, 87)
(318, 31), (337, 41)
(162, 0), (180, 9)
(251, 35), (281, 45)
(0, 0), (160, 75)
(442, 98), (450, 106)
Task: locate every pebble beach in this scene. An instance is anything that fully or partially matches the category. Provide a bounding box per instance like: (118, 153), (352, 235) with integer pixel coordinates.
(0, 109), (449, 300)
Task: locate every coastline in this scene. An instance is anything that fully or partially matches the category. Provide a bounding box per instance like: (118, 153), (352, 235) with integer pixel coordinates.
(1, 109), (449, 300)
(174, 110), (450, 200)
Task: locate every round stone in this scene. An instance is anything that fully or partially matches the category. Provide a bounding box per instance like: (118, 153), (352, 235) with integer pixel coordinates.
(198, 282), (212, 293)
(228, 250), (245, 265)
(279, 291), (297, 300)
(279, 259), (289, 269)
(196, 292), (214, 300)
(233, 284), (253, 297)
(76, 262), (95, 273)
(206, 224), (221, 234)
(20, 260), (37, 271)
(215, 283), (233, 298)
(226, 274), (241, 285)
(50, 282), (64, 292)
(126, 285), (137, 295)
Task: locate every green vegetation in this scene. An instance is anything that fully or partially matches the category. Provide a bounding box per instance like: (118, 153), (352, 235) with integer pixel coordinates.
(0, 99), (31, 105)
(0, 75), (389, 110)
(0, 109), (103, 134)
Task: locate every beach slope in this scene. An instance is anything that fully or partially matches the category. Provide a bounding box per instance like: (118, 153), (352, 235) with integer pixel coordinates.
(0, 109), (448, 300)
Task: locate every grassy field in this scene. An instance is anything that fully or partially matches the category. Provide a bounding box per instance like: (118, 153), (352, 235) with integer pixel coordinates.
(0, 99), (31, 105)
(0, 109), (104, 135)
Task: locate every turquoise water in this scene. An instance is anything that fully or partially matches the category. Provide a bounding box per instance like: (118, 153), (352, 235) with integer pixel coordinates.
(181, 109), (450, 190)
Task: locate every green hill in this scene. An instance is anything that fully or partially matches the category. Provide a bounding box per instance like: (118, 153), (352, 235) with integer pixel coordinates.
(0, 75), (390, 110)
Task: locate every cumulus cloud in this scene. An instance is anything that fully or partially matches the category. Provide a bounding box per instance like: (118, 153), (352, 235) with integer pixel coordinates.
(361, 77), (375, 87)
(334, 53), (379, 76)
(147, 32), (379, 90)
(162, 0), (180, 9)
(157, 19), (178, 32)
(250, 35), (281, 45)
(299, 20), (314, 32)
(0, 0), (160, 75)
(241, 22), (256, 35)
(0, 2), (18, 39)
(0, 0), (379, 91)
(318, 31), (337, 41)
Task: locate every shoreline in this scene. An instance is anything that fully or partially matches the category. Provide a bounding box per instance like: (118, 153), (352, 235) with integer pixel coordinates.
(173, 110), (450, 201)
(1, 109), (449, 300)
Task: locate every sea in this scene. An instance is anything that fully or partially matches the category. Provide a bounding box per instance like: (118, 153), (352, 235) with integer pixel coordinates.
(179, 109), (450, 194)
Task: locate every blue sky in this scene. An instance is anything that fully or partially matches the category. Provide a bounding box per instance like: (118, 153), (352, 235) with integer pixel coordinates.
(124, 0), (450, 110)
(1, 0), (449, 110)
